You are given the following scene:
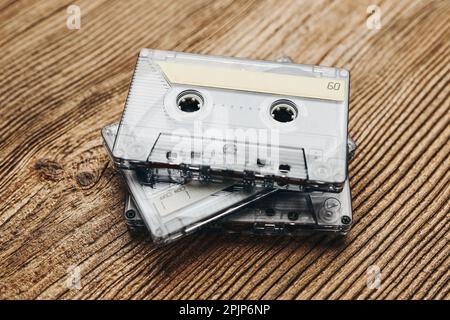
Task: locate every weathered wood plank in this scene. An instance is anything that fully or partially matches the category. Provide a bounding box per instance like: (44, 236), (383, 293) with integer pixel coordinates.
(0, 0), (448, 300)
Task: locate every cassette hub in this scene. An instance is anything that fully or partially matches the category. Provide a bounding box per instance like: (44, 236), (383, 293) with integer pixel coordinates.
(270, 100), (298, 123)
(176, 90), (204, 112)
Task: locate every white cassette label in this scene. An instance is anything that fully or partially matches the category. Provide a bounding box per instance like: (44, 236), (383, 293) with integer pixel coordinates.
(157, 61), (346, 101)
(152, 183), (232, 216)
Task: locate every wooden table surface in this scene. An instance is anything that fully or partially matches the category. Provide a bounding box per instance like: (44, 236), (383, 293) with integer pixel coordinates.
(0, 0), (448, 300)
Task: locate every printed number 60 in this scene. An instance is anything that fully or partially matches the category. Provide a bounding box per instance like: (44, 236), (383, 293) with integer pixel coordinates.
(327, 82), (341, 90)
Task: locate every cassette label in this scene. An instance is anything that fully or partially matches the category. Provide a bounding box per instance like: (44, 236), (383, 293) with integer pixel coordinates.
(157, 61), (346, 101)
(151, 182), (232, 217)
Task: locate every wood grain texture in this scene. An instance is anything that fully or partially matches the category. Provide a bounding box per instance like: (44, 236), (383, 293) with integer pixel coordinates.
(0, 0), (449, 300)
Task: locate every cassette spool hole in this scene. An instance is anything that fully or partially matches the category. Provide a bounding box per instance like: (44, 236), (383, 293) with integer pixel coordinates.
(270, 100), (298, 123)
(177, 90), (204, 112)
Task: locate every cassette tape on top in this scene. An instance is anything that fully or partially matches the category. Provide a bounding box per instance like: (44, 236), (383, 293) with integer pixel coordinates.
(111, 49), (350, 192)
(102, 124), (275, 244)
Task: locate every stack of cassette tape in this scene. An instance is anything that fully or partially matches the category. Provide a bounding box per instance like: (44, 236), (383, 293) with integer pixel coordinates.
(102, 49), (355, 244)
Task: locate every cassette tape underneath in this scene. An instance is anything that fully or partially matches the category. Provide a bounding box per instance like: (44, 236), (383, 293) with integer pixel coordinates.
(123, 179), (352, 237)
(112, 49), (350, 192)
(218, 179), (352, 235)
(103, 124), (275, 243)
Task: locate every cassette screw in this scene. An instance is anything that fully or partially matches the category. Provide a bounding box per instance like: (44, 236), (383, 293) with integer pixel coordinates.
(125, 210), (136, 220)
(341, 216), (351, 225)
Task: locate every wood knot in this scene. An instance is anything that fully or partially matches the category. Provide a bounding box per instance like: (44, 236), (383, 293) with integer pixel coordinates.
(34, 158), (64, 181)
(76, 171), (96, 187)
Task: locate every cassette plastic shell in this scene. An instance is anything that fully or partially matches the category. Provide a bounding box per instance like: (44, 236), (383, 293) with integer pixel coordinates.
(112, 49), (350, 192)
(218, 180), (352, 235)
(123, 181), (352, 236)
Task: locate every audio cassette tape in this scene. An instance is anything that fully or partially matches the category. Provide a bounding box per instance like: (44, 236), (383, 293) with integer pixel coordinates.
(219, 179), (352, 235)
(122, 180), (352, 237)
(102, 124), (275, 244)
(111, 49), (350, 192)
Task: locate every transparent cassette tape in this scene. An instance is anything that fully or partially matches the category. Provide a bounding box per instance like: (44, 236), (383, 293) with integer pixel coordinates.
(218, 179), (352, 235)
(123, 180), (352, 236)
(102, 124), (275, 244)
(111, 49), (350, 192)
